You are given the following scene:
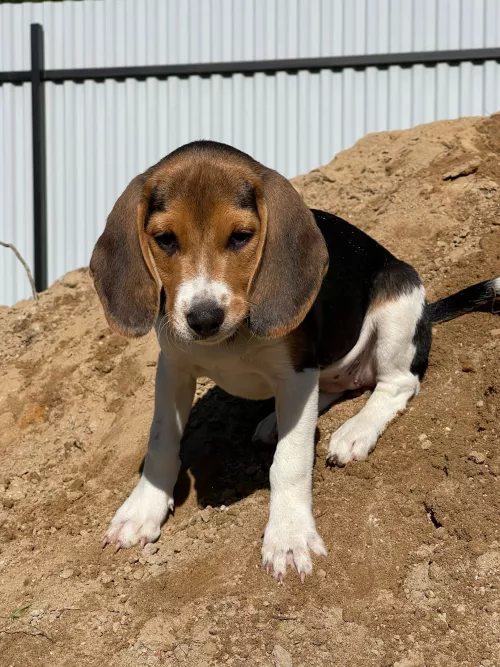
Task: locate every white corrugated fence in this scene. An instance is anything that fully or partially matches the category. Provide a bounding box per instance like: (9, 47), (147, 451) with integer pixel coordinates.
(1, 0), (500, 305)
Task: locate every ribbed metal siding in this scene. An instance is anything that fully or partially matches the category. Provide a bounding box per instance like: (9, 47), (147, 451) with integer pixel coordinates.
(43, 61), (500, 291)
(3, 0), (500, 69)
(1, 0), (500, 305)
(0, 83), (33, 305)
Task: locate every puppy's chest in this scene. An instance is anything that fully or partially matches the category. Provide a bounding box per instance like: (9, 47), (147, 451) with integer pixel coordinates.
(174, 338), (290, 400)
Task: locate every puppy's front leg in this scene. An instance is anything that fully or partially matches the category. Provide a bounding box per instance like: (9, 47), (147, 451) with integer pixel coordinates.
(103, 352), (195, 550)
(262, 369), (327, 582)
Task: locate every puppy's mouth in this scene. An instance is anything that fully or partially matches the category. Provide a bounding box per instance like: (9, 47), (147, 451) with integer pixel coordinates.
(175, 301), (248, 346)
(185, 323), (240, 346)
(166, 300), (248, 347)
(167, 317), (241, 347)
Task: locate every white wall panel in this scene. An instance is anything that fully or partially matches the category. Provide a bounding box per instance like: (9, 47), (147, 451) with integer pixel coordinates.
(1, 0), (500, 305)
(0, 83), (33, 306)
(3, 0), (500, 71)
(38, 60), (500, 293)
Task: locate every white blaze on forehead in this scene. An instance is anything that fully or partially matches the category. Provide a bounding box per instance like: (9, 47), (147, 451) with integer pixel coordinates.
(175, 275), (232, 312)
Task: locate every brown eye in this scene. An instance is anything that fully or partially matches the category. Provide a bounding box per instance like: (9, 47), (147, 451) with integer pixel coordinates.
(227, 230), (253, 251)
(155, 232), (179, 256)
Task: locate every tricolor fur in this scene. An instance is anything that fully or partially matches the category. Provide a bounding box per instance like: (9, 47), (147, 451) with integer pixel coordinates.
(90, 140), (500, 582)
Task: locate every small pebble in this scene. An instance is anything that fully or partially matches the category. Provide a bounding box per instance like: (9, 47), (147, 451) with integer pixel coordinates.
(477, 400), (484, 408)
(418, 434), (428, 442)
(174, 644), (189, 661)
(461, 361), (475, 373)
(469, 451), (486, 464)
(200, 507), (213, 523)
(142, 543), (158, 556)
(60, 569), (74, 579)
(318, 569), (327, 579)
(201, 641), (218, 657)
(7, 486), (26, 501)
(490, 329), (500, 337)
(273, 644), (293, 667)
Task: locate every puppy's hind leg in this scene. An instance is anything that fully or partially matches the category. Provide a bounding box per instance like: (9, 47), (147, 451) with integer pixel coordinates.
(327, 285), (430, 466)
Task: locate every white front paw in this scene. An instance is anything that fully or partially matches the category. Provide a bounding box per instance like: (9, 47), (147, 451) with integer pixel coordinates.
(262, 505), (327, 582)
(103, 477), (173, 551)
(326, 415), (379, 466)
(252, 412), (278, 445)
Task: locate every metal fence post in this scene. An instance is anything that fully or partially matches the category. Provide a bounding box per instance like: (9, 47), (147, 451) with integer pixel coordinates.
(30, 23), (47, 292)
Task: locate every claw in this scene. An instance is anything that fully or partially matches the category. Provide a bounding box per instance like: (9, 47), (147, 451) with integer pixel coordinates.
(102, 537), (109, 549)
(140, 536), (147, 549)
(326, 454), (345, 468)
(277, 572), (284, 584)
(300, 571), (306, 584)
(114, 542), (121, 553)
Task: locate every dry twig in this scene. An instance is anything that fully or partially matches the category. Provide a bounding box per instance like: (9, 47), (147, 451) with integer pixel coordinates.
(0, 241), (38, 301)
(0, 626), (53, 641)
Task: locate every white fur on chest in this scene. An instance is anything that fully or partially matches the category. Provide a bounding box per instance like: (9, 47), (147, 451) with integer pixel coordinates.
(158, 328), (291, 400)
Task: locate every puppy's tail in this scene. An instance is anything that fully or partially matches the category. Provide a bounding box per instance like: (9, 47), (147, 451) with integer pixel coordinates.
(427, 277), (500, 325)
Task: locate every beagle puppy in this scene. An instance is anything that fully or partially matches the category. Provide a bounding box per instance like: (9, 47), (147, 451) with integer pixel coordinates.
(90, 140), (500, 582)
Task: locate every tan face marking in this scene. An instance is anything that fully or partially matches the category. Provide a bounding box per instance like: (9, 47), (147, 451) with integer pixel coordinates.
(145, 158), (263, 343)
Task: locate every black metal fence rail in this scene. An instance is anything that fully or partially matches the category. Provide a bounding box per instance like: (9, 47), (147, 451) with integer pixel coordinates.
(2, 23), (500, 292)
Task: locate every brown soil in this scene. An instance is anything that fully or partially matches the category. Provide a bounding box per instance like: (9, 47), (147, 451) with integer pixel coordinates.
(2, 115), (500, 667)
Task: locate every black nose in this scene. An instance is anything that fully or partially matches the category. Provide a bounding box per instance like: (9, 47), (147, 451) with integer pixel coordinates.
(186, 303), (225, 337)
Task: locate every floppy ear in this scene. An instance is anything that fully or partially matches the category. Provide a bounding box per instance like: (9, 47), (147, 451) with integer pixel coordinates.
(248, 169), (329, 338)
(89, 172), (161, 337)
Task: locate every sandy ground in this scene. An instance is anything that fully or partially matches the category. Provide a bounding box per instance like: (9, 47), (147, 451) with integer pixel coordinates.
(1, 114), (500, 667)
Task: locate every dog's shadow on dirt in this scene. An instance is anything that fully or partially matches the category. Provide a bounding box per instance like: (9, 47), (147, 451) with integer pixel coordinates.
(173, 387), (275, 509)
(138, 386), (337, 509)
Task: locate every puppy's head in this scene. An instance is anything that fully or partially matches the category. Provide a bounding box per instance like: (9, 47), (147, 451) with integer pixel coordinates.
(90, 141), (328, 344)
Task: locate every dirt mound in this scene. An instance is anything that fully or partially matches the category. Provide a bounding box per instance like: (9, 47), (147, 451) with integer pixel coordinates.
(2, 115), (500, 667)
